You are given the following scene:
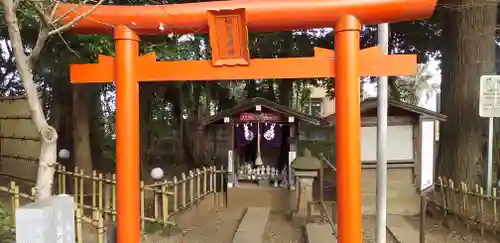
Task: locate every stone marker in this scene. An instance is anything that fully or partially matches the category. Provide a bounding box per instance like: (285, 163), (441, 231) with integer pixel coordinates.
(16, 194), (76, 243)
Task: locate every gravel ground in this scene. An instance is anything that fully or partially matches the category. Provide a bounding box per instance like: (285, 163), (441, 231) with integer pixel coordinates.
(263, 212), (305, 243)
(143, 210), (306, 243)
(405, 216), (499, 243)
(362, 215), (398, 243)
(177, 208), (245, 243)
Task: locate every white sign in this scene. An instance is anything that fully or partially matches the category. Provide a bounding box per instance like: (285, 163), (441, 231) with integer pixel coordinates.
(479, 75), (500, 117)
(227, 150), (233, 172)
(420, 120), (435, 192)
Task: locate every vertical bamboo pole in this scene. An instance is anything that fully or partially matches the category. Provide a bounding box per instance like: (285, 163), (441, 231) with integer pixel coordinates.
(209, 166), (214, 193)
(62, 166), (67, 194)
(140, 181), (145, 230)
(162, 183), (168, 223)
(173, 176), (178, 212)
(438, 177), (447, 217)
(79, 169), (85, 208)
(112, 173), (117, 221)
(104, 175), (111, 221)
(196, 168), (201, 200)
(74, 167), (79, 200)
(93, 170), (97, 210)
(220, 165), (224, 207)
(203, 167), (207, 195)
(57, 164), (62, 194)
(76, 208), (83, 243)
(189, 170), (194, 204)
(463, 183), (469, 229)
(154, 185), (159, 219)
(214, 166), (218, 208)
(181, 172), (187, 209)
(98, 173), (104, 215)
(98, 212), (105, 243)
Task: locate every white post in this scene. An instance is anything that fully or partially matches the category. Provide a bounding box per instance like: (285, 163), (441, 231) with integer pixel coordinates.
(487, 117), (494, 196)
(376, 23), (389, 243)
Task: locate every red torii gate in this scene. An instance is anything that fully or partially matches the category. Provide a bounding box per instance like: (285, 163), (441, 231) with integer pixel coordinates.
(55, 1), (437, 243)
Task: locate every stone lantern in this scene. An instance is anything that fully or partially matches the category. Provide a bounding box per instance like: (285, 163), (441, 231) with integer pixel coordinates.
(291, 148), (321, 217)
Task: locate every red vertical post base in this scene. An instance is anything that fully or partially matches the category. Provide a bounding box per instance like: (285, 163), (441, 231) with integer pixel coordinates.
(114, 25), (141, 243)
(334, 15), (363, 243)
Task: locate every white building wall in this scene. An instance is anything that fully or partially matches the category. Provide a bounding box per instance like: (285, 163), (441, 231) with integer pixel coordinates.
(361, 124), (414, 162)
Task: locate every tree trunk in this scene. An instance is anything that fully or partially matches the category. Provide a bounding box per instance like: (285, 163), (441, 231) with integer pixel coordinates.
(438, 0), (497, 184)
(88, 85), (106, 171)
(72, 84), (94, 192)
(2, 0), (58, 200)
(139, 85), (154, 170)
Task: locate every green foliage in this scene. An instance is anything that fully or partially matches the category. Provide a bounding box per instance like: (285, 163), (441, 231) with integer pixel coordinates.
(0, 203), (14, 243)
(299, 140), (336, 162)
(0, 0), (444, 169)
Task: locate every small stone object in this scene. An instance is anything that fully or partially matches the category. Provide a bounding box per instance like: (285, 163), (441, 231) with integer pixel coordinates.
(291, 148), (321, 171)
(16, 194), (76, 243)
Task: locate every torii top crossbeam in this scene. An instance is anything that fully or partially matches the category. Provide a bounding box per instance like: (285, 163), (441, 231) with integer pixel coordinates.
(56, 0), (436, 34)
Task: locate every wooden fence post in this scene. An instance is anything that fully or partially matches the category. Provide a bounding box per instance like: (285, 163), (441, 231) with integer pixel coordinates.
(140, 181), (145, 230)
(196, 168), (201, 201)
(189, 170), (194, 204)
(173, 176), (178, 212)
(181, 172), (187, 209)
(203, 167), (208, 196)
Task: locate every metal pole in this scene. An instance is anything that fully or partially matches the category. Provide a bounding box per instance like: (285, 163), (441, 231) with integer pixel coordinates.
(376, 23), (389, 243)
(487, 117), (494, 196)
(419, 193), (427, 243)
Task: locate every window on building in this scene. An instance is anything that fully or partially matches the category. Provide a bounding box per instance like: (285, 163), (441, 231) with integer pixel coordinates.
(304, 99), (322, 116)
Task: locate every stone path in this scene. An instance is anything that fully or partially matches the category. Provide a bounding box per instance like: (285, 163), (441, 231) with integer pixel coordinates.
(179, 208), (244, 243)
(387, 215), (419, 243)
(306, 223), (337, 243)
(232, 207), (270, 243)
(263, 212), (305, 243)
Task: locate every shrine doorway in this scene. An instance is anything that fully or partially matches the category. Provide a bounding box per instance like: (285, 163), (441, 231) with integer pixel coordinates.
(202, 97), (323, 190)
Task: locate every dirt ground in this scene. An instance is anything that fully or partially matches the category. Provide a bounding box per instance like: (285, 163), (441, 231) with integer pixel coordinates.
(175, 210), (305, 243)
(405, 215), (499, 243)
(362, 216), (398, 243)
(263, 212), (305, 243)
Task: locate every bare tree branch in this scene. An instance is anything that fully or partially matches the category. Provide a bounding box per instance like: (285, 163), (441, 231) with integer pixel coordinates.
(27, 0), (52, 27)
(48, 0), (105, 36)
(28, 28), (49, 67)
(51, 0), (88, 24)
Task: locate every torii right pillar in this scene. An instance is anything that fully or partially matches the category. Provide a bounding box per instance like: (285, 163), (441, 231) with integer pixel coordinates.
(335, 15), (362, 243)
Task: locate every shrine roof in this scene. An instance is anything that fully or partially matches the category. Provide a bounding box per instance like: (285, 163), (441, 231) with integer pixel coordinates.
(323, 98), (447, 124)
(202, 97), (323, 126)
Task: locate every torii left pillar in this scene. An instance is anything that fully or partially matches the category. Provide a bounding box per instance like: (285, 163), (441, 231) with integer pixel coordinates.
(113, 25), (141, 243)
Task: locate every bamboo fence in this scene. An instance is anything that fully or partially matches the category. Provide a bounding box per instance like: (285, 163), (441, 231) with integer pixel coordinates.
(0, 164), (227, 243)
(428, 177), (500, 235)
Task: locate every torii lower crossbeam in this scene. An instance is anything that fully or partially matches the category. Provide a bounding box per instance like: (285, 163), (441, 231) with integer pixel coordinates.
(70, 46), (416, 83)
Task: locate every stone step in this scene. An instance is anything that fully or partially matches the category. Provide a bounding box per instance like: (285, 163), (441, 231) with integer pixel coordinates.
(232, 207), (271, 243)
(305, 223), (337, 243)
(387, 215), (419, 243)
